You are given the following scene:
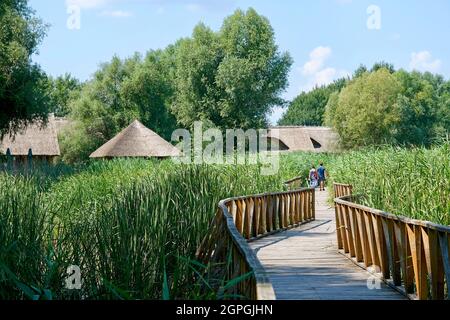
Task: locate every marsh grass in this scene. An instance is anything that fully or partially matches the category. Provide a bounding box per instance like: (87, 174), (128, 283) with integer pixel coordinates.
(328, 143), (449, 225)
(0, 160), (283, 299)
(0, 144), (448, 299)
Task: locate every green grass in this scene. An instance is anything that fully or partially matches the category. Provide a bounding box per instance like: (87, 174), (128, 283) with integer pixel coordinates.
(0, 160), (285, 299)
(328, 143), (450, 225)
(0, 143), (448, 299)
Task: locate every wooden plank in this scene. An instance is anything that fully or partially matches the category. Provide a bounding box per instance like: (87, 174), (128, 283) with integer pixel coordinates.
(260, 196), (267, 235)
(235, 200), (243, 235)
(289, 193), (295, 226)
(243, 199), (251, 239)
(280, 194), (286, 229)
(350, 207), (363, 262)
(394, 221), (414, 293)
(364, 212), (380, 268)
(266, 195), (273, 233)
(385, 219), (402, 286)
(438, 232), (450, 298)
(423, 228), (445, 300)
(407, 224), (428, 299)
(372, 214), (389, 279)
(249, 188), (405, 301)
(252, 197), (260, 238)
(335, 205), (343, 250)
(343, 205), (356, 258)
(338, 204), (350, 254)
(381, 217), (399, 284)
(356, 208), (372, 267)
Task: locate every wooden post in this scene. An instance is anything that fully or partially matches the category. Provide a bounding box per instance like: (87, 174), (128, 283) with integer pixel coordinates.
(6, 148), (13, 172)
(27, 148), (33, 173)
(407, 224), (428, 299)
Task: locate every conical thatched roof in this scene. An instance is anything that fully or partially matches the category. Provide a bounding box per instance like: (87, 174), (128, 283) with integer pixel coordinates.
(0, 115), (61, 156)
(267, 126), (340, 153)
(90, 120), (180, 159)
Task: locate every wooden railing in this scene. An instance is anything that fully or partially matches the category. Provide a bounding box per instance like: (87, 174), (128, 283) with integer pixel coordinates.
(283, 176), (305, 190)
(333, 183), (353, 198)
(197, 187), (315, 300)
(334, 183), (450, 300)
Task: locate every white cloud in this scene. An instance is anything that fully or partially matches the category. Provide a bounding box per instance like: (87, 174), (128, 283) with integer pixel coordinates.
(301, 46), (332, 76)
(100, 10), (133, 17)
(66, 0), (110, 9)
(409, 51), (442, 73)
(300, 47), (349, 93)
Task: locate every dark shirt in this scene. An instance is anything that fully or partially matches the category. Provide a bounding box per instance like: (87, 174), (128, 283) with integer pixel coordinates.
(317, 166), (326, 179)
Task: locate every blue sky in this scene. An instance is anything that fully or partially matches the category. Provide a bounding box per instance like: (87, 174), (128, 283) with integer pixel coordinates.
(30, 0), (450, 123)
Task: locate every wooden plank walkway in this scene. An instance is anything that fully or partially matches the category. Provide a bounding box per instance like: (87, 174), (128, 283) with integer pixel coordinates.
(249, 188), (407, 300)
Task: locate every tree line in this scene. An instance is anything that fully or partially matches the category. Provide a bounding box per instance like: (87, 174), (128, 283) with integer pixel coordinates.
(280, 62), (450, 149)
(2, 0), (449, 163)
(1, 1), (293, 162)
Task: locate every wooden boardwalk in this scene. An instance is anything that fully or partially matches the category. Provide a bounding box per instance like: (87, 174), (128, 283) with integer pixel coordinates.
(249, 189), (406, 300)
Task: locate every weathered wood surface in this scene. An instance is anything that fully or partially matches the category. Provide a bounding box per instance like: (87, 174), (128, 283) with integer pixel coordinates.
(335, 184), (450, 300)
(197, 188), (315, 300)
(250, 189), (406, 300)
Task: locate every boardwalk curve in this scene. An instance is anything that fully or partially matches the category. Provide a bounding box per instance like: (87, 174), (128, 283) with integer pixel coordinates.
(249, 189), (406, 300)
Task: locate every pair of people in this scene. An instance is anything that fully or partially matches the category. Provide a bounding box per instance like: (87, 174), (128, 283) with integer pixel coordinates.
(309, 163), (327, 191)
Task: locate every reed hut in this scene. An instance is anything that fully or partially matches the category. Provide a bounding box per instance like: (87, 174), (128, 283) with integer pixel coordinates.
(267, 126), (340, 153)
(0, 116), (61, 163)
(90, 120), (180, 159)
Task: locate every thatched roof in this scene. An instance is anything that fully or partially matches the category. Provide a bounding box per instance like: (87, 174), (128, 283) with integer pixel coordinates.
(0, 115), (61, 156)
(90, 120), (181, 159)
(53, 117), (73, 134)
(267, 126), (340, 153)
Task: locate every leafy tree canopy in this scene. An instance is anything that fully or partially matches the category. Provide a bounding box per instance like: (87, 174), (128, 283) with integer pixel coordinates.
(61, 8), (292, 162)
(60, 51), (177, 162)
(46, 74), (82, 117)
(0, 0), (49, 137)
(278, 78), (347, 126)
(325, 67), (450, 148)
(325, 68), (402, 148)
(171, 8), (292, 130)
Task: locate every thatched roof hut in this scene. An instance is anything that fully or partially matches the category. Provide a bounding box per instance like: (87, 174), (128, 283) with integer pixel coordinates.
(267, 126), (340, 153)
(0, 115), (61, 158)
(90, 120), (180, 159)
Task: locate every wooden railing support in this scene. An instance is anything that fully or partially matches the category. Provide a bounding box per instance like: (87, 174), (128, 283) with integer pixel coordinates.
(197, 187), (316, 300)
(334, 183), (450, 300)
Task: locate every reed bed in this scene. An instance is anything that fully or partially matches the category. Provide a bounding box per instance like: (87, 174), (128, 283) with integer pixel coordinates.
(328, 143), (449, 225)
(0, 160), (283, 300)
(0, 144), (448, 299)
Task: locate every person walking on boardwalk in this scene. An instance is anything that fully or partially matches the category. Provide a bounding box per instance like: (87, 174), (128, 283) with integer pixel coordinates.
(317, 162), (327, 191)
(309, 165), (318, 188)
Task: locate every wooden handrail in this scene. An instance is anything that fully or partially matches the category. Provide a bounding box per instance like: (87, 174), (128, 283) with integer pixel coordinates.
(333, 183), (353, 198)
(283, 176), (306, 190)
(334, 183), (450, 300)
(197, 187), (316, 300)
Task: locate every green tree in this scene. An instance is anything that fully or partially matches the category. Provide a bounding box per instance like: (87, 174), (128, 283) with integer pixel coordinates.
(171, 8), (292, 130)
(434, 80), (450, 140)
(353, 64), (368, 78)
(61, 52), (176, 163)
(326, 68), (402, 148)
(371, 61), (395, 73)
(393, 70), (442, 145)
(279, 78), (346, 126)
(171, 24), (223, 129)
(0, 0), (49, 136)
(47, 73), (82, 117)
